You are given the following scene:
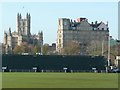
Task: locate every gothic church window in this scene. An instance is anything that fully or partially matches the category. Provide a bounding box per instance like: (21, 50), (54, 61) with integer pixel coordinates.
(23, 22), (25, 26)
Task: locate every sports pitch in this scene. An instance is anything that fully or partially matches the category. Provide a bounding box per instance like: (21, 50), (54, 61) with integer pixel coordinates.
(2, 73), (119, 88)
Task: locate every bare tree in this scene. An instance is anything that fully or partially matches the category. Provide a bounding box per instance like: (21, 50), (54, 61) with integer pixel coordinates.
(62, 41), (80, 55)
(42, 44), (49, 55)
(13, 45), (22, 54)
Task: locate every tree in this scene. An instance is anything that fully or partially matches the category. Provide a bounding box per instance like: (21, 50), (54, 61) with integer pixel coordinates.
(110, 44), (119, 65)
(34, 45), (41, 54)
(118, 43), (120, 55)
(13, 45), (22, 54)
(20, 42), (29, 53)
(42, 44), (49, 55)
(2, 45), (6, 54)
(62, 41), (80, 55)
(87, 40), (108, 56)
(28, 44), (34, 54)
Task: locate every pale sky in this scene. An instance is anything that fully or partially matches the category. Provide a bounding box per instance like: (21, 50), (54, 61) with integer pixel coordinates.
(0, 1), (118, 45)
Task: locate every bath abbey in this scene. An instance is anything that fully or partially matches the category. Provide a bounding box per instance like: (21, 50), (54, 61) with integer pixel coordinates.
(3, 13), (43, 54)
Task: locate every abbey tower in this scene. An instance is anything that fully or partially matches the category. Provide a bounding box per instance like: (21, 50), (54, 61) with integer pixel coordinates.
(17, 13), (31, 36)
(3, 13), (43, 54)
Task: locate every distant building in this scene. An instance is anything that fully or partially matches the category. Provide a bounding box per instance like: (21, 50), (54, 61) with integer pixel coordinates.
(48, 43), (56, 54)
(114, 56), (120, 67)
(3, 13), (43, 54)
(110, 36), (118, 46)
(115, 40), (120, 67)
(56, 17), (109, 55)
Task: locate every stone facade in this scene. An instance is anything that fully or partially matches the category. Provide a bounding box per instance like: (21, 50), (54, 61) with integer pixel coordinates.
(17, 13), (31, 36)
(4, 13), (43, 54)
(56, 18), (109, 55)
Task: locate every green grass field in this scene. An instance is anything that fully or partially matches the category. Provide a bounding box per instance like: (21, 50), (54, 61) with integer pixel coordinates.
(2, 73), (118, 88)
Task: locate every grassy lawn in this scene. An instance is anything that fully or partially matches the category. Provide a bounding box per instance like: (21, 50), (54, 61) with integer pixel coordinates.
(2, 72), (118, 88)
(0, 73), (2, 89)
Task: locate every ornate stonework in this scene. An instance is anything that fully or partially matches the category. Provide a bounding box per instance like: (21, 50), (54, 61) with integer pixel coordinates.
(4, 13), (43, 54)
(56, 18), (109, 54)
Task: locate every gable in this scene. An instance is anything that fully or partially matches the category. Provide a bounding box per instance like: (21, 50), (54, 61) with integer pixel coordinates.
(77, 21), (93, 30)
(97, 22), (108, 30)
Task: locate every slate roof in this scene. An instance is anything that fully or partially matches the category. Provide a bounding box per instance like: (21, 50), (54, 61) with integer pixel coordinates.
(90, 22), (102, 28)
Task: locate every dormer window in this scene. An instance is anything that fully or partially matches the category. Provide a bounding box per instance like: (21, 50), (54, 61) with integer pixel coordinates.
(72, 24), (74, 27)
(72, 27), (75, 30)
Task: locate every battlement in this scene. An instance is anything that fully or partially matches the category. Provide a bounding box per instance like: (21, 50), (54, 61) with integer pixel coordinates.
(17, 13), (31, 36)
(3, 13), (43, 54)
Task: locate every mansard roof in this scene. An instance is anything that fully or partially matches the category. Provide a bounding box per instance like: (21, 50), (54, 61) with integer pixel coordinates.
(90, 21), (108, 29)
(66, 18), (108, 30)
(90, 22), (101, 28)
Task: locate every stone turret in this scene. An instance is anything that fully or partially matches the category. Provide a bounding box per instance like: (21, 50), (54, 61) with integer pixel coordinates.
(6, 28), (13, 54)
(58, 18), (70, 30)
(4, 31), (7, 45)
(7, 28), (12, 46)
(27, 13), (31, 36)
(18, 35), (22, 46)
(19, 13), (21, 19)
(38, 31), (43, 46)
(8, 28), (12, 36)
(17, 13), (20, 33)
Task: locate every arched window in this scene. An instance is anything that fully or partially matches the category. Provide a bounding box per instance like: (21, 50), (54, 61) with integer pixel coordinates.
(23, 22), (25, 26)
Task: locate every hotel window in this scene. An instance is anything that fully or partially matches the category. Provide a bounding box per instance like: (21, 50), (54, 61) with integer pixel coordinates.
(23, 22), (25, 26)
(59, 39), (61, 43)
